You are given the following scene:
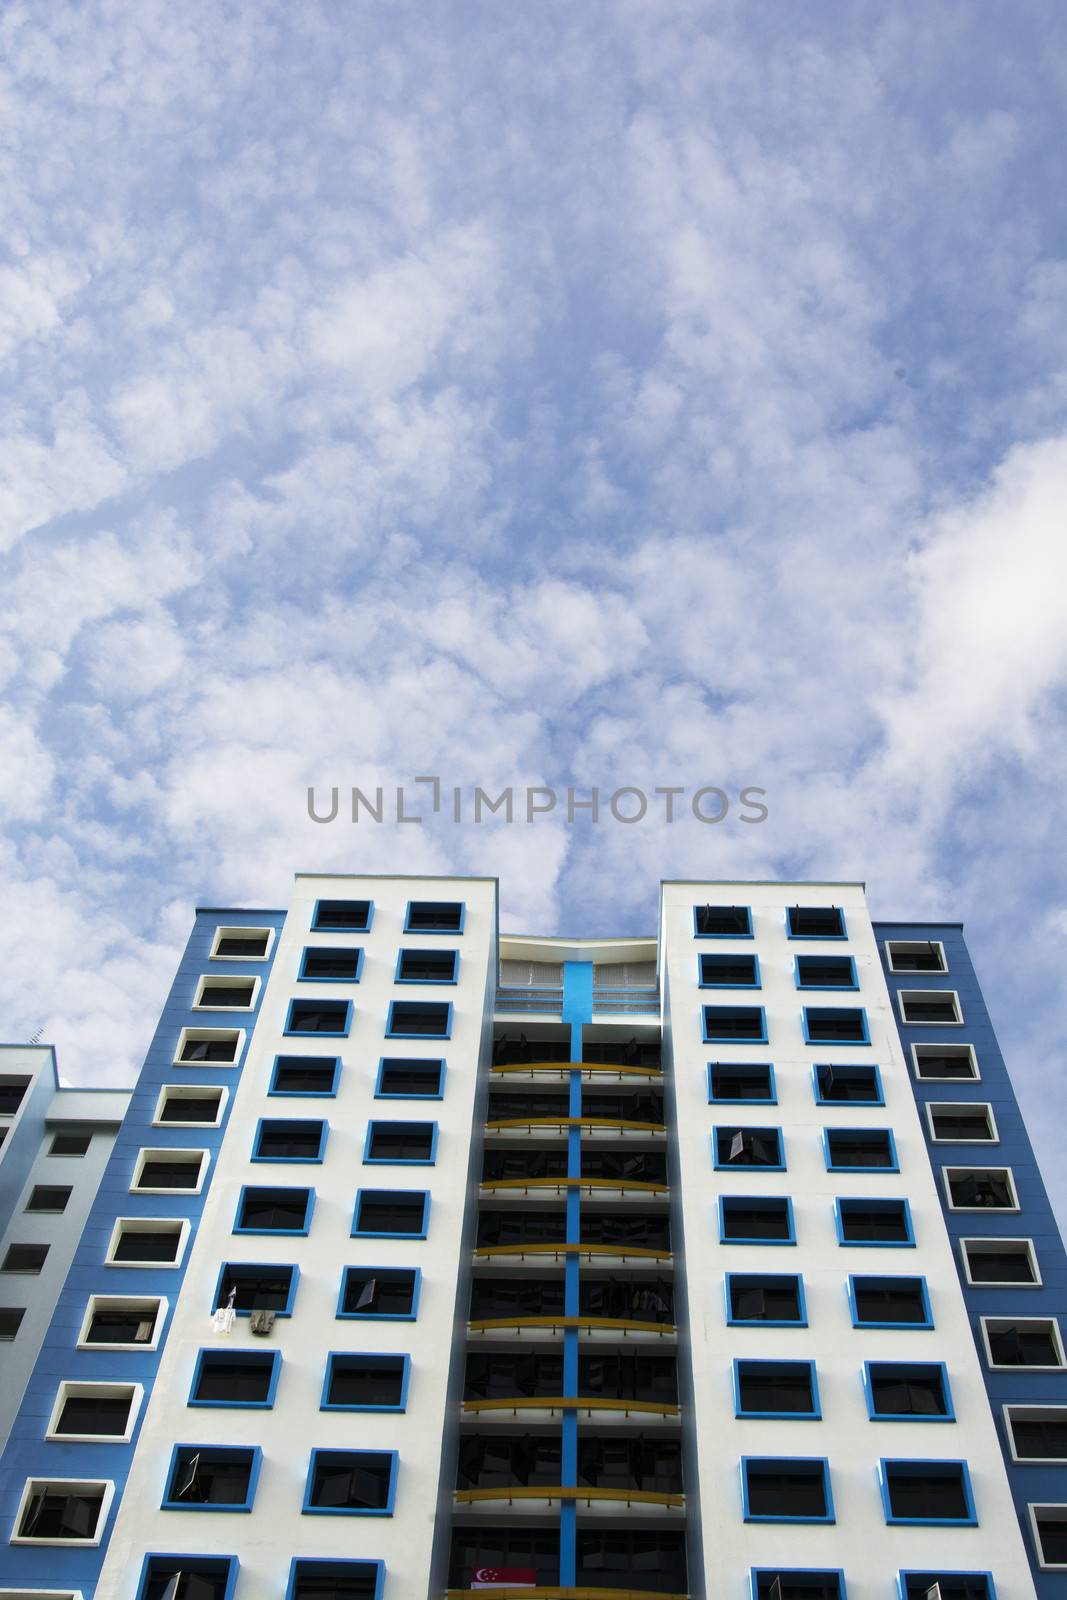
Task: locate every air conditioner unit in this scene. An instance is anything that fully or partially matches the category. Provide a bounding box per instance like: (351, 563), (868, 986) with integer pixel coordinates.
(249, 1309), (276, 1336)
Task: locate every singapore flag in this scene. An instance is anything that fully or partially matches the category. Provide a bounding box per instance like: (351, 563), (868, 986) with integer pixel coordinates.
(472, 1570), (537, 1587)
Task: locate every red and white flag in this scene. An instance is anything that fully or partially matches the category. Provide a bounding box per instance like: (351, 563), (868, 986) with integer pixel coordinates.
(472, 1570), (538, 1588)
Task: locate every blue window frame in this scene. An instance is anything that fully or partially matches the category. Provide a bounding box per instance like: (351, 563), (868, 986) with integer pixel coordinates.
(835, 1197), (914, 1247)
(161, 1443), (262, 1511)
(375, 1058), (446, 1099)
(713, 1126), (785, 1170)
(299, 946), (364, 983)
(189, 1348), (281, 1409)
(321, 1352), (411, 1412)
(787, 905), (847, 939)
(813, 1062), (883, 1105)
(395, 948), (459, 984)
(363, 1121), (438, 1165)
(287, 1558), (386, 1600)
(338, 1266), (421, 1320)
(795, 955), (858, 990)
(234, 1185), (315, 1235)
(303, 1448), (398, 1516)
(285, 998), (353, 1037)
(270, 1055), (342, 1097)
(751, 1571), (845, 1600)
(863, 1361), (954, 1422)
(138, 1554), (240, 1600)
(878, 1459), (977, 1525)
(802, 1007), (870, 1045)
(725, 1273), (808, 1326)
(351, 1189), (430, 1238)
(741, 1456), (834, 1523)
(405, 899), (465, 934)
(386, 1000), (452, 1038)
(694, 903), (753, 938)
(312, 898), (373, 932)
(719, 1196), (796, 1245)
(709, 1062), (776, 1103)
(704, 1005), (768, 1044)
(847, 1275), (933, 1330)
(823, 1127), (899, 1173)
(699, 953), (761, 988)
(897, 1573), (994, 1600)
(734, 1360), (821, 1419)
(252, 1118), (328, 1163)
(213, 1261), (299, 1318)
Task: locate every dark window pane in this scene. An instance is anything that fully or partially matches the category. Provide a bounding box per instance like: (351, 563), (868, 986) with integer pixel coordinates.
(198, 983), (255, 1007)
(695, 904), (750, 935)
(50, 1132), (92, 1155)
(788, 906), (844, 937)
(85, 1303), (159, 1344)
(166, 1446), (255, 1506)
(340, 1268), (417, 1317)
(56, 1392), (132, 1435)
(885, 1465), (970, 1520)
(966, 1246), (1035, 1283)
(398, 950), (457, 982)
(716, 1127), (782, 1166)
(237, 1187), (311, 1230)
(194, 1353), (275, 1403)
(1009, 1414), (1067, 1459)
(326, 1356), (405, 1408)
(26, 1184), (72, 1211)
(738, 1362), (816, 1414)
(379, 1060), (444, 1096)
(140, 1558), (235, 1600)
(302, 949), (362, 980)
(290, 1560), (382, 1600)
(797, 957), (855, 986)
(112, 1228), (181, 1263)
(215, 933), (269, 956)
(816, 1064), (880, 1101)
(366, 1122), (435, 1161)
(407, 901), (463, 931)
(711, 1064), (774, 1100)
(869, 1364), (949, 1416)
(722, 1200), (792, 1240)
(827, 1131), (895, 1168)
(0, 1080), (29, 1114)
(729, 1275), (804, 1323)
(987, 1322), (1060, 1366)
(216, 1265), (295, 1313)
(2, 1243), (49, 1272)
(307, 1450), (394, 1510)
(805, 1007), (866, 1042)
(852, 1277), (928, 1325)
(18, 1485), (106, 1539)
(273, 1057), (338, 1094)
(700, 954), (759, 985)
(745, 1460), (829, 1517)
(705, 1005), (764, 1040)
(0, 1307), (26, 1339)
(354, 1191), (426, 1234)
(255, 1120), (324, 1159)
(288, 1001), (349, 1034)
(313, 900), (371, 930)
(160, 1094), (221, 1123)
(388, 1001), (450, 1036)
(137, 1160), (202, 1190)
(839, 1201), (910, 1242)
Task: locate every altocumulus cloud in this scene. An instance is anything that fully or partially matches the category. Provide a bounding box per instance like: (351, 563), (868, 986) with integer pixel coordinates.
(1, 0), (1067, 1211)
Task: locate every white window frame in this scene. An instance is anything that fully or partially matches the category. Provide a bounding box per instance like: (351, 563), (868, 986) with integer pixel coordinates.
(961, 1236), (1041, 1288)
(1004, 1405), (1067, 1465)
(897, 988), (962, 1026)
(926, 1101), (998, 1143)
(45, 1382), (144, 1444)
(943, 1165), (1019, 1213)
(910, 1042), (980, 1082)
(105, 1218), (190, 1271)
(172, 1027), (244, 1068)
(130, 1148), (210, 1196)
(981, 1316), (1066, 1371)
(886, 939), (948, 974)
(210, 925), (275, 961)
(1028, 1503), (1067, 1571)
(9, 1478), (115, 1546)
(0, 1589), (86, 1599)
(76, 1296), (168, 1353)
(152, 1084), (228, 1128)
(193, 974), (260, 1012)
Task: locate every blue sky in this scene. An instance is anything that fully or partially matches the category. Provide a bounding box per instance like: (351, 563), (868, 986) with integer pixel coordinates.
(2, 3), (1067, 1206)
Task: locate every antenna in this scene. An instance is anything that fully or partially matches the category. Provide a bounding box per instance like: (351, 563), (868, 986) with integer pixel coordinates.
(27, 1028), (44, 1045)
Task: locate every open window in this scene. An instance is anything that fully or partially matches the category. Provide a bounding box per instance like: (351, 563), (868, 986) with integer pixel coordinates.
(848, 1276), (932, 1329)
(105, 1218), (189, 1267)
(961, 1238), (1039, 1286)
(734, 1361), (820, 1418)
(981, 1316), (1065, 1370)
(234, 1186), (314, 1234)
(885, 940), (947, 973)
(338, 1267), (420, 1320)
(944, 1167), (1017, 1211)
(46, 1382), (143, 1441)
(137, 1554), (240, 1600)
(213, 1263), (299, 1318)
(787, 906), (846, 938)
(11, 1479), (114, 1544)
(174, 1028), (244, 1066)
(1005, 1406), (1067, 1463)
(162, 1446), (260, 1511)
(286, 1561), (385, 1600)
(879, 1460), (976, 1525)
(405, 900), (464, 933)
(694, 903), (752, 937)
(311, 899), (372, 932)
(303, 1449), (397, 1515)
(813, 1063), (883, 1104)
(751, 1573), (844, 1600)
(713, 1126), (784, 1169)
(193, 976), (258, 1011)
(78, 1296), (167, 1350)
(864, 1362), (953, 1421)
(132, 1148), (209, 1194)
(726, 1273), (807, 1326)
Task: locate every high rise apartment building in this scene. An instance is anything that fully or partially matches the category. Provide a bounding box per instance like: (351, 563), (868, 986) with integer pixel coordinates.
(0, 875), (1064, 1600)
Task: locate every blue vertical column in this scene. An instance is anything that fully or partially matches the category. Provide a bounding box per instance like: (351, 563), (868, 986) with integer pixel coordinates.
(560, 964), (593, 1588)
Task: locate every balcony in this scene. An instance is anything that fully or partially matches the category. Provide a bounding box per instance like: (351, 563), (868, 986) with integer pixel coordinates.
(474, 1210), (671, 1268)
(496, 986), (565, 1016)
(468, 1278), (675, 1340)
(463, 1350), (680, 1423)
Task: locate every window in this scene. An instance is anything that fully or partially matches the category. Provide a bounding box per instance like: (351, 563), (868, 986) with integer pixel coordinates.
(2, 1244), (48, 1273)
(193, 976), (258, 1011)
(137, 1554), (239, 1600)
(961, 1238), (1039, 1286)
(395, 948), (459, 984)
(726, 1274), (807, 1326)
(78, 1296), (167, 1349)
(405, 900), (464, 933)
(106, 1219), (188, 1267)
(162, 1444), (261, 1511)
(213, 1263), (298, 1318)
(174, 1028), (243, 1066)
(0, 1306), (26, 1339)
(299, 947), (363, 982)
(287, 1560), (385, 1600)
(0, 1077), (30, 1114)
(849, 1276), (933, 1329)
(46, 1382), (142, 1441)
(787, 905), (845, 939)
(132, 1149), (208, 1194)
(944, 1168), (1017, 1211)
(253, 1118), (327, 1162)
(270, 1056), (341, 1097)
(11, 1479), (113, 1544)
(351, 1190), (430, 1238)
(741, 1457), (834, 1522)
(376, 1058), (446, 1098)
(824, 1128), (898, 1171)
(813, 1063), (883, 1103)
(703, 1005), (767, 1043)
(338, 1267), (420, 1320)
(49, 1132), (92, 1156)
(912, 1044), (978, 1081)
(234, 1186), (314, 1234)
(450, 1529), (559, 1587)
(864, 1362), (953, 1421)
(720, 1197), (795, 1244)
(878, 1460), (976, 1525)
(981, 1317), (1065, 1369)
(321, 1353), (409, 1411)
(312, 899), (372, 932)
(211, 925), (272, 959)
(897, 1574), (992, 1600)
(803, 1007), (869, 1045)
(795, 956), (858, 989)
(26, 1185), (72, 1213)
(285, 999), (352, 1037)
(709, 1063), (775, 1103)
(714, 1126), (784, 1169)
(735, 1361), (820, 1418)
(364, 1121), (437, 1164)
(836, 1198), (913, 1246)
(699, 953), (760, 987)
(899, 990), (962, 1025)
(574, 1531), (686, 1589)
(303, 1449), (397, 1515)
(886, 940), (947, 973)
(694, 903), (752, 937)
(751, 1573), (844, 1600)
(190, 1349), (280, 1407)
(386, 1000), (452, 1038)
(1030, 1505), (1067, 1569)
(155, 1085), (227, 1126)
(1006, 1406), (1067, 1463)
(928, 1104), (997, 1142)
